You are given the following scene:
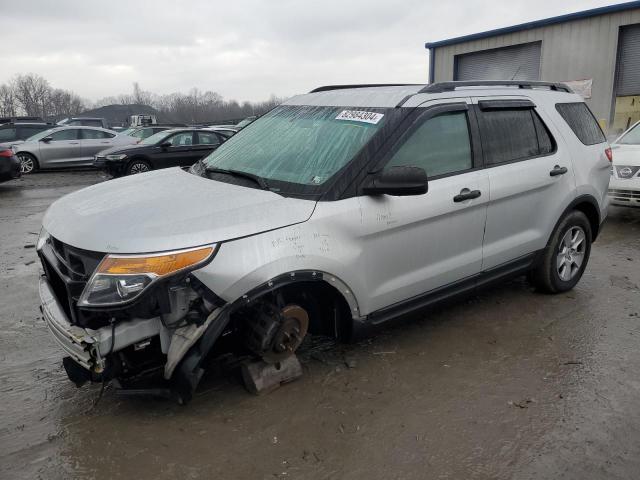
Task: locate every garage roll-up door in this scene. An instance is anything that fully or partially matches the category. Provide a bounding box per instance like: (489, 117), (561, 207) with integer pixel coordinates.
(454, 42), (541, 81)
(615, 25), (640, 96)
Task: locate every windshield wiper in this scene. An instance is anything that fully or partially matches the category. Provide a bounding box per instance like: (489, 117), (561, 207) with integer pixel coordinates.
(206, 167), (270, 190)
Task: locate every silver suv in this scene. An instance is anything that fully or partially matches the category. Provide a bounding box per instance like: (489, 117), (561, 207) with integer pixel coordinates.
(37, 81), (611, 403)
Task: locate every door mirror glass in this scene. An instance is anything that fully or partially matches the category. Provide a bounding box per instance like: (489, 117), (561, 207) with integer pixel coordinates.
(363, 166), (428, 196)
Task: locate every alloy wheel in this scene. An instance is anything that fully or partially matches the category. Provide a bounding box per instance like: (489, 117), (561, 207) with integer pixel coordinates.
(556, 226), (586, 282)
(129, 162), (149, 174)
(18, 154), (34, 174)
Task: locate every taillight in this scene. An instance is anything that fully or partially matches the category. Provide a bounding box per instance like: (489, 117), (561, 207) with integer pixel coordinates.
(0, 149), (13, 157)
(605, 147), (613, 162)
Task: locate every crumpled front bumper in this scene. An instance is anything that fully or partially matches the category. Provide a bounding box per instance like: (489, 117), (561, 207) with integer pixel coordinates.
(39, 276), (162, 375)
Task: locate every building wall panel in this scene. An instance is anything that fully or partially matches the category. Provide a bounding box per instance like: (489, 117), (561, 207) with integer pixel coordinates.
(430, 9), (640, 127)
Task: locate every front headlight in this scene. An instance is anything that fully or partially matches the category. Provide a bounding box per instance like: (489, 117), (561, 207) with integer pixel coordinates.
(105, 154), (127, 161)
(78, 245), (216, 307)
(36, 227), (50, 251)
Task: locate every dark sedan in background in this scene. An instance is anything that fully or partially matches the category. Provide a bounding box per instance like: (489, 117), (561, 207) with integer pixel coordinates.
(94, 128), (226, 176)
(0, 147), (21, 183)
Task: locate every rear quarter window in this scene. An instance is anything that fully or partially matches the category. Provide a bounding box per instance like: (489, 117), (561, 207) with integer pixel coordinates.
(555, 102), (605, 146)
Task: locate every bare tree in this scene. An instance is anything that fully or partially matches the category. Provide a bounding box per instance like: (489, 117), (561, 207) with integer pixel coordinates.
(12, 74), (51, 117)
(1, 73), (283, 124)
(0, 84), (17, 117)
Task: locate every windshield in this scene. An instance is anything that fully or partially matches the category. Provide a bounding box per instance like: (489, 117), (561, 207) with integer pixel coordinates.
(140, 130), (172, 145)
(25, 127), (58, 142)
(617, 122), (640, 145)
(201, 105), (387, 190)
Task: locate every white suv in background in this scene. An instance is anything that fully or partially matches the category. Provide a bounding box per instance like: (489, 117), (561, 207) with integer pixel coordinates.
(609, 120), (640, 207)
(37, 81), (611, 403)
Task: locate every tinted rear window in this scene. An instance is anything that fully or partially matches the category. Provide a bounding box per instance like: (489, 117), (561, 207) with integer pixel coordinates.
(555, 103), (605, 146)
(477, 108), (554, 165)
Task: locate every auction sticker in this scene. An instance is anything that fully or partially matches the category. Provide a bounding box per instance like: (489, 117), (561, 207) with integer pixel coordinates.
(335, 110), (384, 125)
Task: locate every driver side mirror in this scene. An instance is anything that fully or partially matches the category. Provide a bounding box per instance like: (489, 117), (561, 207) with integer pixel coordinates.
(160, 141), (172, 149)
(40, 136), (52, 143)
(363, 166), (428, 196)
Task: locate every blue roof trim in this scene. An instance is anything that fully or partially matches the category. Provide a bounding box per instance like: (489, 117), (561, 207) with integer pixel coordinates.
(425, 1), (640, 49)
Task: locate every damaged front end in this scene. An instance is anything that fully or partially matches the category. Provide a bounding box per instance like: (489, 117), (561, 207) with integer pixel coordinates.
(38, 231), (228, 403)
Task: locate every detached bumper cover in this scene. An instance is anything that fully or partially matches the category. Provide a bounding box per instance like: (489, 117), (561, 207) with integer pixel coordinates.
(40, 276), (96, 370)
(40, 276), (162, 374)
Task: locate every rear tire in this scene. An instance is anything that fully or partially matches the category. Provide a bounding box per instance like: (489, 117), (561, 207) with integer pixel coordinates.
(17, 153), (38, 174)
(125, 159), (151, 176)
(530, 210), (592, 293)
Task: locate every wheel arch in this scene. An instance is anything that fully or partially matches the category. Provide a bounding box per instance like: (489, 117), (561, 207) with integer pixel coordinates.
(170, 270), (361, 401)
(567, 194), (601, 241)
(15, 150), (40, 172)
(227, 270), (361, 340)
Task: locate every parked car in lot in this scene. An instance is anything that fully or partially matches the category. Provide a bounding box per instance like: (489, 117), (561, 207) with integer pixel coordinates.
(204, 126), (238, 139)
(57, 117), (110, 129)
(0, 147), (20, 183)
(13, 126), (137, 173)
(235, 115), (257, 129)
(94, 128), (226, 176)
(123, 125), (188, 142)
(37, 81), (611, 404)
(0, 121), (56, 145)
(609, 120), (640, 207)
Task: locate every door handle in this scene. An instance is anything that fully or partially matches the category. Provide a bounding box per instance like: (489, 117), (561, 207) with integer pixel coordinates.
(69, 141), (80, 144)
(549, 165), (568, 176)
(453, 188), (482, 202)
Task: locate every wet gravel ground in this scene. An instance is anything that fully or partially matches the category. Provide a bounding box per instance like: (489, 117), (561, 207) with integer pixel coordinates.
(1, 171), (640, 480)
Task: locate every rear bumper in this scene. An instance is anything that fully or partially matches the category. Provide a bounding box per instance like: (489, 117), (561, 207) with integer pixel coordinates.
(608, 177), (640, 207)
(0, 155), (20, 181)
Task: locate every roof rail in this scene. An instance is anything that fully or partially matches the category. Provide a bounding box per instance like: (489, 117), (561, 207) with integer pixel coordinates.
(310, 84), (421, 93)
(420, 81), (572, 93)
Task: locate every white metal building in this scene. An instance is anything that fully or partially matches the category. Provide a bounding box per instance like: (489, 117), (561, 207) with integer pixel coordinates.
(426, 1), (640, 134)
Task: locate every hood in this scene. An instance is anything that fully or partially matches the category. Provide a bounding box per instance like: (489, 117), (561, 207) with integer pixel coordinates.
(611, 144), (640, 167)
(43, 168), (317, 253)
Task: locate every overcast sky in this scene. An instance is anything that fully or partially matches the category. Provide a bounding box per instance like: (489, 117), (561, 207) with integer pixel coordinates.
(1, 0), (615, 103)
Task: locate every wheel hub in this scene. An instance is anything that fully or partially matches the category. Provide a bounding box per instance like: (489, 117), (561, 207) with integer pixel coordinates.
(244, 303), (309, 364)
(556, 226), (586, 282)
(263, 305), (309, 363)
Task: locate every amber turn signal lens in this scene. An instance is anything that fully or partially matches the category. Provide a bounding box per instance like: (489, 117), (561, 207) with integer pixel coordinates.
(97, 246), (214, 276)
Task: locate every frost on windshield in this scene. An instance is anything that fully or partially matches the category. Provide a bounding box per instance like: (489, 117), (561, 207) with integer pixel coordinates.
(202, 105), (386, 187)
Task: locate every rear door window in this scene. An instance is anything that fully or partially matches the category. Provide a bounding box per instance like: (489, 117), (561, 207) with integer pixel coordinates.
(81, 129), (115, 139)
(196, 131), (221, 146)
(477, 107), (555, 165)
(167, 132), (194, 146)
(555, 102), (605, 145)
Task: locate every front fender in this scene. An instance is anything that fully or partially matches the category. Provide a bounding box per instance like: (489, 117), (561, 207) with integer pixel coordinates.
(192, 223), (366, 318)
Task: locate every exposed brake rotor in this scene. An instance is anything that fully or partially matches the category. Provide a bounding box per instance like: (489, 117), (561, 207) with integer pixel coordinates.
(263, 305), (309, 363)
(244, 303), (309, 364)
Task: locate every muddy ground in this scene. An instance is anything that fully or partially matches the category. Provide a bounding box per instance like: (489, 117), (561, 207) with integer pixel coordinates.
(1, 171), (640, 480)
